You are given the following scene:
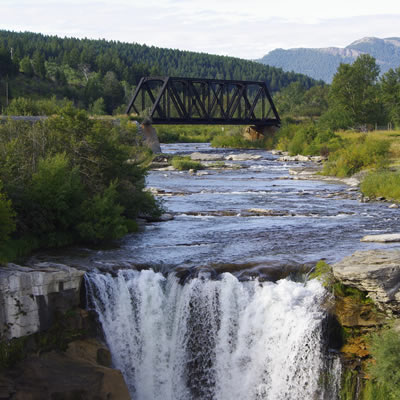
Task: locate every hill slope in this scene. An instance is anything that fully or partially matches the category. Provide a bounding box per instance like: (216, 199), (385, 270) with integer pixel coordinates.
(0, 30), (321, 108)
(257, 37), (400, 83)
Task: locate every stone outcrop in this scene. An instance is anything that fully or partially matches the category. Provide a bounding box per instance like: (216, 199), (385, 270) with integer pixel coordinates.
(360, 233), (400, 243)
(190, 152), (224, 161)
(139, 123), (161, 153)
(332, 250), (400, 313)
(243, 125), (278, 141)
(0, 338), (130, 400)
(0, 263), (84, 339)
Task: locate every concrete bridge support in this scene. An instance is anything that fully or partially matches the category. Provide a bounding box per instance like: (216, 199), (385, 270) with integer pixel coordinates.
(243, 125), (279, 141)
(136, 122), (161, 153)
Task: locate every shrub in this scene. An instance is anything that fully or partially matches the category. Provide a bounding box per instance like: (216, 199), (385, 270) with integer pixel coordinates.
(30, 153), (84, 235)
(361, 170), (400, 201)
(0, 180), (16, 263)
(77, 182), (128, 243)
(171, 156), (204, 171)
(323, 137), (390, 177)
(367, 327), (400, 400)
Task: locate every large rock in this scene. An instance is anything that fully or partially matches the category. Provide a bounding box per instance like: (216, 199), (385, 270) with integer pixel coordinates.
(0, 263), (84, 339)
(0, 338), (130, 400)
(190, 152), (224, 161)
(333, 250), (400, 313)
(225, 153), (262, 161)
(360, 233), (400, 243)
(140, 123), (161, 153)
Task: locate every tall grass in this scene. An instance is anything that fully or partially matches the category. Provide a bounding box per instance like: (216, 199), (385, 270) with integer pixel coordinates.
(323, 136), (390, 177)
(171, 156), (204, 171)
(361, 170), (400, 201)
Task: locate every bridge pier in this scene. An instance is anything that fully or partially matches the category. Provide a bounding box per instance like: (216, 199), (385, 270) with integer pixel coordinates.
(136, 122), (161, 153)
(243, 125), (279, 141)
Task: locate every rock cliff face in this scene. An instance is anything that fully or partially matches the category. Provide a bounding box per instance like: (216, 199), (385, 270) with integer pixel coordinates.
(333, 250), (400, 314)
(0, 263), (84, 339)
(0, 338), (131, 400)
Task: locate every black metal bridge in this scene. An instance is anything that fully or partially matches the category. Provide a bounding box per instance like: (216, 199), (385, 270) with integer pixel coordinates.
(126, 76), (280, 127)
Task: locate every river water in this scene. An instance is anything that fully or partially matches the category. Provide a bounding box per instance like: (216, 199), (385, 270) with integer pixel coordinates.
(81, 143), (400, 399)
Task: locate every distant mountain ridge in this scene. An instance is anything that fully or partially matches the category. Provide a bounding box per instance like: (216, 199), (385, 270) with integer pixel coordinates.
(257, 37), (400, 83)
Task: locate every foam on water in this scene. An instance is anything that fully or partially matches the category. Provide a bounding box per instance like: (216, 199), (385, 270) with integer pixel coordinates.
(86, 270), (341, 400)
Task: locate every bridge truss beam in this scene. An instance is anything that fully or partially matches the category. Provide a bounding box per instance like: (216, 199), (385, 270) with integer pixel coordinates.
(126, 77), (280, 126)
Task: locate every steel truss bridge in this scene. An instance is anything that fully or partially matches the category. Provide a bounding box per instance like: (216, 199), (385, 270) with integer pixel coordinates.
(126, 76), (280, 127)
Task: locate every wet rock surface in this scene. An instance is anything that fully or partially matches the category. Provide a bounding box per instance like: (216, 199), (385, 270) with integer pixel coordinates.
(333, 249), (400, 313)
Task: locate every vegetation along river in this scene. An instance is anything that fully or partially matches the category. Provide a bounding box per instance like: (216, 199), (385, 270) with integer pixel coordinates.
(51, 143), (400, 399)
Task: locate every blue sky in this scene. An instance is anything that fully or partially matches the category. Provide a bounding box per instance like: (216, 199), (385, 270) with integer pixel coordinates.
(2, 0), (400, 58)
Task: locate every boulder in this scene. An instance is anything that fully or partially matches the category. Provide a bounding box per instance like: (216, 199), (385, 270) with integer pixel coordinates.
(190, 152), (224, 161)
(360, 234), (400, 243)
(225, 153), (262, 161)
(0, 263), (84, 339)
(0, 338), (130, 400)
(332, 250), (400, 313)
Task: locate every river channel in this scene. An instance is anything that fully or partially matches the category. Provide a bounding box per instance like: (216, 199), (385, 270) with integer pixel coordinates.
(35, 142), (400, 399)
(50, 142), (400, 276)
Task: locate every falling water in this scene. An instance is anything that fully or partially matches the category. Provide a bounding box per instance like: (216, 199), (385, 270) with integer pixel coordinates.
(85, 270), (341, 400)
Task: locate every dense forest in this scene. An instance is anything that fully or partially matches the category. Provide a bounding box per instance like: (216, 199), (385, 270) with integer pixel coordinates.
(0, 30), (321, 114)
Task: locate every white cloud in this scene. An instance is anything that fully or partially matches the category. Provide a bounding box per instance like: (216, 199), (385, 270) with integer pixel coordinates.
(1, 0), (400, 58)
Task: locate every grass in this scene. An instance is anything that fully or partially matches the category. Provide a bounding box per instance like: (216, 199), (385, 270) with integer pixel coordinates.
(361, 170), (400, 201)
(171, 156), (204, 171)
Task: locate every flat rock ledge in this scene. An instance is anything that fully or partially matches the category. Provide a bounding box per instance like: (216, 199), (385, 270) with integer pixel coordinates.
(0, 263), (84, 339)
(333, 250), (400, 313)
(360, 233), (400, 243)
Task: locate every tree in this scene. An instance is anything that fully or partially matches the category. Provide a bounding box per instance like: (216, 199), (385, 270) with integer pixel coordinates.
(328, 54), (384, 127)
(380, 67), (400, 127)
(32, 51), (46, 79)
(103, 71), (124, 114)
(19, 56), (34, 77)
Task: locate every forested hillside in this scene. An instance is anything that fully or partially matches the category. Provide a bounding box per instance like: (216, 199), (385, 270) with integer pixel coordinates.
(0, 30), (320, 114)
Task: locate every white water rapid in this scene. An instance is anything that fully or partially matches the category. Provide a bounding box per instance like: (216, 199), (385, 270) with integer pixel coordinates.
(85, 270), (341, 400)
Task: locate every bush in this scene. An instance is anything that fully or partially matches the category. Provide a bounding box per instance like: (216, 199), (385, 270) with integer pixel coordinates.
(30, 153), (84, 235)
(77, 182), (127, 242)
(276, 123), (343, 156)
(361, 170), (400, 201)
(323, 136), (390, 177)
(0, 180), (16, 263)
(171, 156), (204, 171)
(367, 327), (400, 400)
(0, 105), (162, 261)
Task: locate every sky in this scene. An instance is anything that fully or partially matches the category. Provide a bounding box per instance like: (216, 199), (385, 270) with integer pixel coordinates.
(1, 0), (400, 59)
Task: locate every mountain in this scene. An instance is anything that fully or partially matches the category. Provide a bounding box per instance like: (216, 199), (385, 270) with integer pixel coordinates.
(257, 37), (400, 83)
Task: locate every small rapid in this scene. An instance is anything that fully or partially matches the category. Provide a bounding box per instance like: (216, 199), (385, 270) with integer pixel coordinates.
(85, 270), (341, 400)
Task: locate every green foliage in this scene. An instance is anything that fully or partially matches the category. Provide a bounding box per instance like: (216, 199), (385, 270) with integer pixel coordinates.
(323, 136), (390, 177)
(211, 127), (275, 149)
(276, 123), (343, 156)
(171, 156), (204, 171)
(77, 182), (128, 243)
(328, 54), (385, 127)
(367, 327), (400, 400)
(309, 260), (335, 287)
(157, 125), (218, 143)
(5, 96), (72, 115)
(0, 180), (16, 263)
(361, 170), (400, 201)
(89, 97), (106, 115)
(380, 67), (400, 127)
(0, 105), (161, 262)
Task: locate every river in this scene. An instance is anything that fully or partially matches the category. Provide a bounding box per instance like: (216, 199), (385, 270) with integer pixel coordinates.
(60, 143), (400, 399)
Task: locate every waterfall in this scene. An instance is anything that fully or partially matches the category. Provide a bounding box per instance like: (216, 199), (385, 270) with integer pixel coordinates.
(85, 270), (341, 400)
